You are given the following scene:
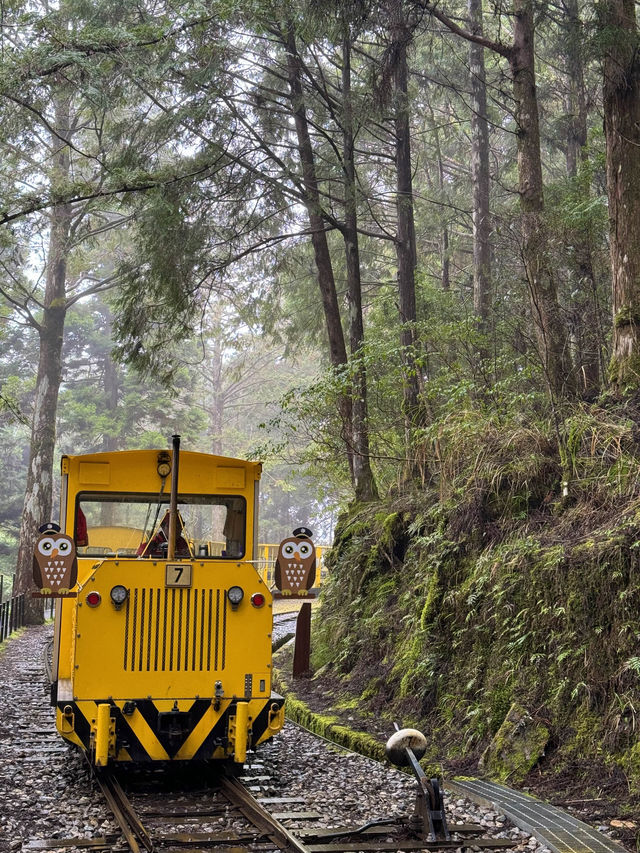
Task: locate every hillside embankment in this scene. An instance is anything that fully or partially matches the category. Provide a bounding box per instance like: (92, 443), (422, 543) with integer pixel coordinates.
(287, 400), (640, 848)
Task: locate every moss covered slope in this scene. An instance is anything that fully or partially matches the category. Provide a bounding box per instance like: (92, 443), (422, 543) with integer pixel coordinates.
(312, 404), (640, 800)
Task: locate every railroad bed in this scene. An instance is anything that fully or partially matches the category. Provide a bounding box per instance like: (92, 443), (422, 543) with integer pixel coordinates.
(1, 624), (552, 853)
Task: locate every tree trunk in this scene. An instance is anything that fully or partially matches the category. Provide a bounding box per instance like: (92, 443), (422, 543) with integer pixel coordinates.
(284, 23), (355, 482)
(103, 350), (119, 453)
(430, 113), (450, 292)
(101, 342), (120, 526)
(14, 93), (72, 622)
(342, 32), (379, 502)
(564, 0), (601, 397)
(511, 0), (574, 398)
(390, 1), (421, 458)
(602, 0), (640, 391)
(209, 327), (225, 456)
(424, 0), (573, 396)
(468, 0), (492, 328)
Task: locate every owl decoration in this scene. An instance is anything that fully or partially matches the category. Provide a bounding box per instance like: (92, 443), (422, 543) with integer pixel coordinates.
(32, 522), (78, 598)
(274, 527), (316, 595)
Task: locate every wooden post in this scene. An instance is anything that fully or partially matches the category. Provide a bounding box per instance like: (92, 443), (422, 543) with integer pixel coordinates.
(292, 602), (312, 678)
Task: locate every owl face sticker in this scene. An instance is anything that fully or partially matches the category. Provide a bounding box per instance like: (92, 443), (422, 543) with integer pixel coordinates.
(281, 539), (313, 562)
(32, 522), (78, 598)
(274, 528), (316, 595)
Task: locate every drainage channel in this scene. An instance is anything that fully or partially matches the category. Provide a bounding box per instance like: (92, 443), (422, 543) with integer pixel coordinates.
(446, 779), (629, 853)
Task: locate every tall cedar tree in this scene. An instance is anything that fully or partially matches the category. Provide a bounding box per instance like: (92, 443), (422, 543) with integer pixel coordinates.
(468, 0), (492, 329)
(602, 0), (640, 391)
(562, 0), (602, 395)
(423, 0), (575, 399)
(282, 20), (356, 485)
(341, 13), (379, 501)
(14, 90), (72, 622)
(387, 0), (422, 459)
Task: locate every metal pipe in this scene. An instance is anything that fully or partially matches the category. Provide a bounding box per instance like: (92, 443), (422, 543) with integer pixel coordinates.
(168, 434), (180, 561)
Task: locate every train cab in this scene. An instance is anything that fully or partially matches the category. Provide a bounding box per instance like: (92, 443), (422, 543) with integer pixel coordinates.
(50, 440), (285, 766)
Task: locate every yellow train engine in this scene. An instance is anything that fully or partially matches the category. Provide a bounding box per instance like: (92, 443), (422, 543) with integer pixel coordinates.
(49, 437), (285, 767)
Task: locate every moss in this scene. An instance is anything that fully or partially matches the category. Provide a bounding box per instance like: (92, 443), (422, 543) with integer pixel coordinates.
(376, 510), (399, 542)
(613, 305), (640, 329)
(616, 741), (640, 794)
(488, 683), (514, 734)
(479, 703), (550, 783)
(608, 352), (640, 390)
(0, 626), (26, 657)
(419, 567), (443, 630)
(274, 667), (387, 762)
(393, 629), (429, 698)
(335, 697), (360, 710)
(360, 678), (382, 702)
(562, 706), (602, 759)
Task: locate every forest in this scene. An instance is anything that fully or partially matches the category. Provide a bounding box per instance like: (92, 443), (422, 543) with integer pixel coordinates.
(2, 0), (640, 804)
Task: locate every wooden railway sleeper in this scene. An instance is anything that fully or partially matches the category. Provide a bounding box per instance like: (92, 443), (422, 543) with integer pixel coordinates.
(219, 775), (312, 853)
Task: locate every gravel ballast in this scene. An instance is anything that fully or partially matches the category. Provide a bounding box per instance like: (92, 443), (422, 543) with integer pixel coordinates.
(2, 623), (553, 853)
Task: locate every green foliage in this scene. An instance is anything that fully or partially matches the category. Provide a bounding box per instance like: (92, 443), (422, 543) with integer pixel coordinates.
(112, 184), (210, 381)
(562, 404), (640, 497)
(313, 394), (640, 789)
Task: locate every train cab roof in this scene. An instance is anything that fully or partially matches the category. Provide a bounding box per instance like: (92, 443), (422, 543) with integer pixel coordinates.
(62, 449), (262, 496)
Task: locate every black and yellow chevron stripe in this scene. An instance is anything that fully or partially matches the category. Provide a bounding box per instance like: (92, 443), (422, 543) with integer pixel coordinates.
(56, 695), (284, 762)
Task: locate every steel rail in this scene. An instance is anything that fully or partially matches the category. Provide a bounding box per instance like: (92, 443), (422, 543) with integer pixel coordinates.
(95, 769), (154, 853)
(219, 775), (313, 853)
(92, 766), (310, 853)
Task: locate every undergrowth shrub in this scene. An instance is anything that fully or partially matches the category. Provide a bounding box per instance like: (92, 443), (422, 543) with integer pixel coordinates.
(314, 397), (640, 791)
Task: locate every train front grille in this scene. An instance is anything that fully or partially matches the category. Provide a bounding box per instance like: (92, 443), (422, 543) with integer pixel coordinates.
(123, 587), (227, 672)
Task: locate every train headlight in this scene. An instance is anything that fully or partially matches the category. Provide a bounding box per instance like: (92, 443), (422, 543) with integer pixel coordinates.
(227, 585), (244, 609)
(157, 450), (171, 478)
(86, 591), (101, 607)
(251, 592), (266, 608)
(110, 585), (128, 609)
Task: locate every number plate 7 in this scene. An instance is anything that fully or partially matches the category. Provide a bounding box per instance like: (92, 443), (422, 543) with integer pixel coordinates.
(166, 563), (192, 587)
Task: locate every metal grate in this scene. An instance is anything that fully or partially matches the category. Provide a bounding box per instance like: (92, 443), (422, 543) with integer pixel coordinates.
(123, 587), (227, 672)
(446, 779), (628, 853)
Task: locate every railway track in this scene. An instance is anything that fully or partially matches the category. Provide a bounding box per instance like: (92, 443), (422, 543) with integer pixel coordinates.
(93, 765), (315, 853)
(26, 748), (517, 853)
(20, 616), (516, 853)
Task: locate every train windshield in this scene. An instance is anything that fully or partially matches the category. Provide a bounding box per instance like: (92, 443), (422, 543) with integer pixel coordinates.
(75, 492), (246, 559)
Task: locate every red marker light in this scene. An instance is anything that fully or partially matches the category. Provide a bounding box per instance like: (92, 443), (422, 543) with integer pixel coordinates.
(86, 591), (101, 607)
(251, 592), (266, 608)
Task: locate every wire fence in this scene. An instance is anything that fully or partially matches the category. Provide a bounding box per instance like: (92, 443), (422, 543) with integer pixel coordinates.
(0, 592), (25, 643)
(0, 581), (55, 644)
